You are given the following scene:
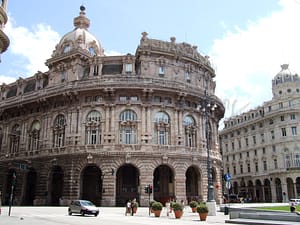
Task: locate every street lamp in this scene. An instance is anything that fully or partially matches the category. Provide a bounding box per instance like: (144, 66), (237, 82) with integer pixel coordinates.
(202, 90), (217, 215)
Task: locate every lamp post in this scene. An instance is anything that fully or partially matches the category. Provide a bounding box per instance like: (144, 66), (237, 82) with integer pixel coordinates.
(202, 90), (217, 215)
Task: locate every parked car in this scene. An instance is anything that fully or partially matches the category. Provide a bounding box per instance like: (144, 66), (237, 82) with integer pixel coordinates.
(68, 200), (99, 216)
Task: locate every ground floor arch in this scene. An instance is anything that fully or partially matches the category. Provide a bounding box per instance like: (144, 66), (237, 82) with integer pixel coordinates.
(185, 166), (201, 202)
(153, 165), (174, 204)
(48, 166), (64, 206)
(115, 164), (139, 206)
(81, 165), (102, 206)
(22, 168), (37, 205)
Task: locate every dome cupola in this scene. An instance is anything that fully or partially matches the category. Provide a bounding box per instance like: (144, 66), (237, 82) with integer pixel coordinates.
(51, 5), (104, 58)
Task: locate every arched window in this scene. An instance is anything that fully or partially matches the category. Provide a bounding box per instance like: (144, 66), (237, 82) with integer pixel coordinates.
(183, 115), (197, 147)
(53, 114), (66, 147)
(154, 111), (170, 145)
(28, 121), (41, 151)
(10, 124), (21, 154)
(119, 110), (138, 144)
(85, 110), (102, 145)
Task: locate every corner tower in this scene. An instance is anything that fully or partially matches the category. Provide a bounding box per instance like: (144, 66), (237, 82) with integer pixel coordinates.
(46, 5), (104, 85)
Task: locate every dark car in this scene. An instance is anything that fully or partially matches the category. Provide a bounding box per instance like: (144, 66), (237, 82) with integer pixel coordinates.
(68, 200), (99, 216)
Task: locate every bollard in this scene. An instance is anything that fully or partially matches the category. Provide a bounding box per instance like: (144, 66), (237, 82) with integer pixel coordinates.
(224, 206), (229, 215)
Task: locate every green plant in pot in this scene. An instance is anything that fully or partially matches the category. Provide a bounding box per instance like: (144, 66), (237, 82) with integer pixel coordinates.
(151, 201), (163, 217)
(171, 202), (183, 219)
(189, 201), (198, 212)
(196, 203), (209, 221)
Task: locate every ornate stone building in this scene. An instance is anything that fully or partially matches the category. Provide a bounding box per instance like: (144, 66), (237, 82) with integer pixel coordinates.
(0, 0), (9, 60)
(220, 64), (300, 203)
(0, 6), (224, 206)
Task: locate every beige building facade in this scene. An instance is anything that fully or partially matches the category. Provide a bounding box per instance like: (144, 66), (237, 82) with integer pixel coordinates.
(0, 6), (224, 206)
(220, 64), (300, 203)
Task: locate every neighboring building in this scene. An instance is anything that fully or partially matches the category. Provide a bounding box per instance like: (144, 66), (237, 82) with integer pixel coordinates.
(0, 0), (9, 60)
(220, 64), (300, 203)
(0, 6), (224, 206)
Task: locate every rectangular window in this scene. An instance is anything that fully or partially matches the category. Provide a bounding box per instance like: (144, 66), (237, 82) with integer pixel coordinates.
(119, 96), (127, 101)
(245, 138), (249, 146)
(252, 136), (256, 144)
(272, 145), (276, 152)
(262, 147), (266, 154)
(281, 128), (287, 137)
(238, 140), (241, 149)
(254, 149), (257, 156)
(274, 159), (278, 169)
(255, 162), (258, 172)
(290, 114), (296, 120)
(61, 71), (66, 82)
(247, 163), (251, 173)
(185, 72), (191, 83)
(231, 142), (235, 150)
(233, 166), (236, 175)
(130, 96), (138, 101)
(295, 154), (300, 167)
(281, 115), (285, 121)
(159, 131), (166, 145)
(268, 106), (272, 112)
(158, 66), (165, 75)
(154, 96), (161, 102)
(279, 102), (283, 108)
(233, 154), (235, 160)
(125, 63), (133, 73)
(246, 151), (249, 157)
(240, 153), (242, 159)
(240, 165), (243, 174)
(263, 160), (267, 171)
(292, 127), (297, 136)
(261, 133), (264, 143)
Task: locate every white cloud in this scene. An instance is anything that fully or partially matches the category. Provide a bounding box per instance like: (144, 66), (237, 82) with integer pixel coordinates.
(5, 17), (60, 77)
(210, 0), (300, 118)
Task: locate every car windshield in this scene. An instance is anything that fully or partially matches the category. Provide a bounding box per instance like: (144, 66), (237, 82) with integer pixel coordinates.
(81, 201), (94, 206)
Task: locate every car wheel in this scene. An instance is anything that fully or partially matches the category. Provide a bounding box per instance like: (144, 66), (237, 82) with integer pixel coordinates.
(80, 210), (85, 216)
(68, 208), (72, 216)
(94, 212), (99, 217)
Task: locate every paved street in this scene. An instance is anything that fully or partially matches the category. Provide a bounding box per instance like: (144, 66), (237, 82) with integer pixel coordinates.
(0, 206), (232, 225)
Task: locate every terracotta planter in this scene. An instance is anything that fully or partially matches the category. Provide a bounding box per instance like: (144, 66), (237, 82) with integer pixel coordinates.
(153, 210), (162, 217)
(191, 207), (197, 213)
(174, 210), (183, 219)
(199, 212), (208, 221)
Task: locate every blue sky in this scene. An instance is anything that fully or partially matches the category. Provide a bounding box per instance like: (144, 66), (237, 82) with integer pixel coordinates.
(1, 0), (300, 119)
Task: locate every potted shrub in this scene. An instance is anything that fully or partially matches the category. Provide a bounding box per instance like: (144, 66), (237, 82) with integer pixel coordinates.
(189, 201), (198, 213)
(196, 203), (209, 221)
(171, 202), (183, 219)
(151, 201), (163, 217)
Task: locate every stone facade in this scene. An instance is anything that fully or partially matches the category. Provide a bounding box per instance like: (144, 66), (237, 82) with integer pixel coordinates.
(220, 64), (300, 203)
(0, 6), (224, 206)
(0, 0), (9, 61)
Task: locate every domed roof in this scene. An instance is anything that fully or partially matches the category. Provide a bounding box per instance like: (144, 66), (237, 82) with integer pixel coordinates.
(53, 5), (104, 57)
(273, 64), (299, 85)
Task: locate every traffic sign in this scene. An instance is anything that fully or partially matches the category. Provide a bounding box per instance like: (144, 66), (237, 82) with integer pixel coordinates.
(224, 173), (231, 181)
